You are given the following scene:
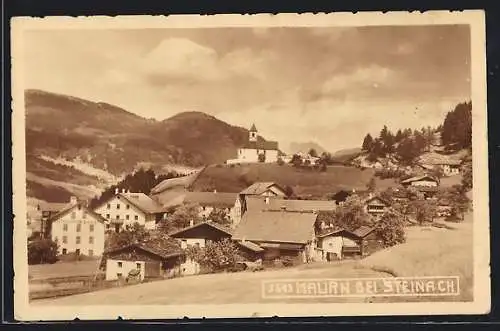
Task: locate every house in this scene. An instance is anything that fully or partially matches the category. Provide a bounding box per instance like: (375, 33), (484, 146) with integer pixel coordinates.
(182, 192), (243, 227)
(363, 195), (390, 217)
(37, 200), (73, 238)
(240, 182), (287, 198)
(94, 189), (166, 233)
(418, 153), (462, 176)
(232, 210), (318, 264)
(49, 200), (106, 257)
(400, 175), (439, 188)
(226, 124), (280, 164)
(169, 221), (233, 250)
(103, 236), (184, 281)
(315, 225), (380, 261)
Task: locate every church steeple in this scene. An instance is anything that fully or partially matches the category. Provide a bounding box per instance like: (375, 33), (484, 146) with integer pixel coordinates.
(249, 123), (258, 142)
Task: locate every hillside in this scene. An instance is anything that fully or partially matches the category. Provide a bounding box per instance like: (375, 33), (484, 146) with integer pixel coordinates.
(25, 89), (275, 202)
(189, 163), (397, 199)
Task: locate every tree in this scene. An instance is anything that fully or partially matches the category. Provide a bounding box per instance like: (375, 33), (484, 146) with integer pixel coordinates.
(461, 162), (473, 192)
(290, 154), (302, 167)
(396, 138), (419, 164)
(328, 195), (371, 231)
(258, 153), (266, 163)
(106, 223), (149, 250)
(207, 208), (231, 226)
(284, 185), (295, 198)
(362, 133), (374, 151)
(375, 211), (406, 247)
(28, 238), (59, 265)
(308, 148), (318, 158)
(367, 177), (377, 192)
(196, 238), (240, 272)
(159, 203), (202, 232)
(394, 129), (403, 143)
(277, 157), (285, 166)
(407, 200), (437, 225)
(441, 101), (472, 149)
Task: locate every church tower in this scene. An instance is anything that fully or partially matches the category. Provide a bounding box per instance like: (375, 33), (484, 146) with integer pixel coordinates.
(249, 123), (258, 142)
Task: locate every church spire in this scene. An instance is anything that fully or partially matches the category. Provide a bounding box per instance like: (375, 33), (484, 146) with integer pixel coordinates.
(249, 123), (258, 142)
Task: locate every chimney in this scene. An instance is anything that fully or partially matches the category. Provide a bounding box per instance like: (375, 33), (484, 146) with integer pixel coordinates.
(70, 196), (77, 205)
(115, 188), (119, 194)
(189, 220), (194, 227)
(265, 197), (270, 205)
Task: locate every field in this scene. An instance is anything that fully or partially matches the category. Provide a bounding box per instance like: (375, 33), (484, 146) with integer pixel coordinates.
(33, 215), (472, 305)
(191, 163), (397, 198)
(29, 260), (101, 281)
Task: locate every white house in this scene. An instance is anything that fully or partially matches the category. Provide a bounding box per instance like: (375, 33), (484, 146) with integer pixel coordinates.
(226, 124), (280, 164)
(93, 189), (165, 233)
(50, 198), (106, 257)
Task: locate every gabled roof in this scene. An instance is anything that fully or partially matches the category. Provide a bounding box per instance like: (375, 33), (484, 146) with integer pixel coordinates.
(184, 192), (238, 208)
(364, 196), (391, 206)
(249, 123), (258, 132)
(49, 203), (107, 224)
(351, 225), (376, 238)
(232, 210), (317, 244)
(400, 175), (438, 184)
(118, 193), (164, 214)
(419, 153), (462, 166)
(39, 202), (70, 212)
(316, 227), (346, 238)
(240, 140), (279, 151)
(240, 182), (285, 196)
(168, 221), (233, 238)
(245, 197), (336, 213)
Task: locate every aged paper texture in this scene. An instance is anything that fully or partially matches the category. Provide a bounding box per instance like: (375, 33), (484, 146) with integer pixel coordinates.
(11, 11), (489, 320)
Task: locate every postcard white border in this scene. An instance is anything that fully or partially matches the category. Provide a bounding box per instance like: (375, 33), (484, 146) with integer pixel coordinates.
(11, 10), (490, 320)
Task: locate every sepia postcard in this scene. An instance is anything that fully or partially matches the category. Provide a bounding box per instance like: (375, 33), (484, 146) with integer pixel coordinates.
(11, 11), (489, 320)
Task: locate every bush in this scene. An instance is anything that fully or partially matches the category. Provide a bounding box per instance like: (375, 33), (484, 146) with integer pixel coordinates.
(375, 211), (406, 247)
(277, 158), (285, 166)
(28, 238), (59, 265)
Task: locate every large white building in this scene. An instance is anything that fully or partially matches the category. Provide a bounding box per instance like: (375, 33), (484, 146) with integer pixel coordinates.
(50, 197), (106, 257)
(94, 189), (166, 232)
(226, 124), (280, 164)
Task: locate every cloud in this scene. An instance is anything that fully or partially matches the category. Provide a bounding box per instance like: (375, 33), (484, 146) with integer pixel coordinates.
(321, 65), (397, 96)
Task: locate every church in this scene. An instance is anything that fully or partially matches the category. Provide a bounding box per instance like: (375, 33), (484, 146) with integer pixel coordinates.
(226, 124), (280, 164)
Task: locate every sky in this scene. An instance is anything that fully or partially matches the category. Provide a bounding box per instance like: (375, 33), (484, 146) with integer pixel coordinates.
(22, 25), (471, 152)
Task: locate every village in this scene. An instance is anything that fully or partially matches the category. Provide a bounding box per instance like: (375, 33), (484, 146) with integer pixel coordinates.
(26, 122), (473, 302)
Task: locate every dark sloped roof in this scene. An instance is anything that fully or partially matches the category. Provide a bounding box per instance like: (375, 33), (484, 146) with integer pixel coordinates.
(364, 196), (391, 206)
(39, 202), (70, 212)
(240, 182), (285, 195)
(351, 225), (376, 238)
(316, 227), (346, 238)
(168, 221), (233, 237)
(184, 192), (238, 208)
(401, 175), (439, 184)
(150, 173), (200, 195)
(241, 140), (279, 151)
(250, 123), (257, 132)
(232, 210), (317, 244)
(237, 240), (264, 252)
(105, 232), (182, 260)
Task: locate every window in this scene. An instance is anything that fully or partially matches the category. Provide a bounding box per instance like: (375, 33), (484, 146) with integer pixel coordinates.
(117, 204), (120, 209)
(88, 249), (93, 257)
(76, 236), (81, 244)
(75, 248), (80, 255)
(106, 214), (110, 219)
(126, 204), (130, 210)
(63, 223), (68, 231)
(76, 223), (81, 232)
(62, 248), (67, 255)
(71, 212), (76, 219)
(89, 236), (94, 244)
(116, 215), (120, 220)
(82, 212), (87, 219)
(89, 224), (94, 232)
(136, 263), (141, 269)
(117, 262), (123, 268)
(126, 215), (130, 220)
(134, 215), (138, 221)
(117, 273), (122, 278)
(107, 203), (111, 209)
(62, 236), (68, 244)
